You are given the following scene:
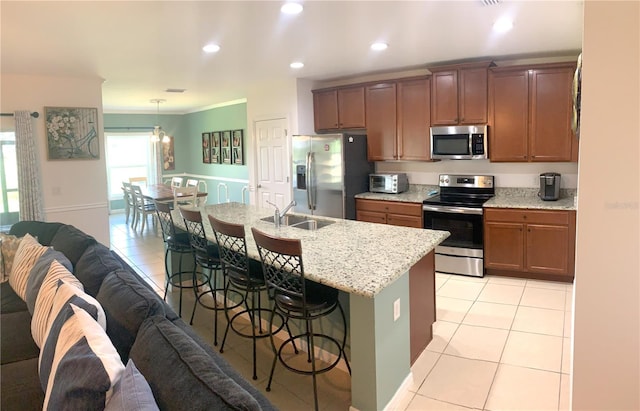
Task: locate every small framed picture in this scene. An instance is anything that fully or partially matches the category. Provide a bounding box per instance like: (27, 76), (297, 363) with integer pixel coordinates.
(202, 133), (211, 163)
(221, 130), (231, 164)
(232, 129), (244, 165)
(211, 131), (221, 164)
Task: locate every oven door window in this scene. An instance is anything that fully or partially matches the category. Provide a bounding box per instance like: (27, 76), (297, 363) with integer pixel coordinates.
(424, 211), (483, 249)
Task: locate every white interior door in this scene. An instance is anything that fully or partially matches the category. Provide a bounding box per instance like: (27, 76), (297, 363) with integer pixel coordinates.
(255, 118), (290, 209)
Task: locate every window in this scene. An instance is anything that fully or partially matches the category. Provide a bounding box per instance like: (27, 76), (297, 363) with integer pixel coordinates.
(0, 131), (19, 227)
(105, 133), (154, 201)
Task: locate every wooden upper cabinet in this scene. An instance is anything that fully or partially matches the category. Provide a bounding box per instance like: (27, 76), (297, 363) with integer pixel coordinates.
(489, 62), (577, 163)
(489, 69), (529, 161)
(529, 66), (575, 162)
(313, 86), (365, 132)
(397, 78), (431, 161)
(430, 62), (491, 126)
(431, 70), (459, 125)
(365, 83), (397, 161)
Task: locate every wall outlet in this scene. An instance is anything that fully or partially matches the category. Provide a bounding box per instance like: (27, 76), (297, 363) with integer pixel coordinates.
(393, 298), (400, 322)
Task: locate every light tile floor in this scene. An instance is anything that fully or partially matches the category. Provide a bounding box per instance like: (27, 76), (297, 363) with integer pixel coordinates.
(109, 213), (573, 411)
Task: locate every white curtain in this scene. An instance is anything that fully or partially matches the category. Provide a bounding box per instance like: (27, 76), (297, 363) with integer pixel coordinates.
(14, 111), (44, 221)
(149, 139), (162, 185)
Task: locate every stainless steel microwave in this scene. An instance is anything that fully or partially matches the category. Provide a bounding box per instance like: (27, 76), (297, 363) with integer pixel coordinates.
(369, 173), (409, 194)
(430, 125), (488, 160)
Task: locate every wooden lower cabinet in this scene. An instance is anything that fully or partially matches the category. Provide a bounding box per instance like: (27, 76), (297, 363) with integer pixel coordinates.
(355, 199), (422, 228)
(484, 208), (576, 281)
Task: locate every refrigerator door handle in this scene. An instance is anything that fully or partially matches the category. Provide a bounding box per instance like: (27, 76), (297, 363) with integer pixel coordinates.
(308, 151), (316, 210)
(305, 152), (313, 210)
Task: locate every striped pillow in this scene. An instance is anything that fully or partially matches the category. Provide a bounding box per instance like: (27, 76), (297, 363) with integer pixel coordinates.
(39, 303), (124, 411)
(31, 261), (84, 348)
(9, 233), (48, 300)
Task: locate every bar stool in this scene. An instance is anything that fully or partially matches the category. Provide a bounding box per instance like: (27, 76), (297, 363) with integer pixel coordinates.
(154, 201), (194, 317)
(251, 227), (351, 411)
(179, 207), (226, 345)
(208, 215), (273, 380)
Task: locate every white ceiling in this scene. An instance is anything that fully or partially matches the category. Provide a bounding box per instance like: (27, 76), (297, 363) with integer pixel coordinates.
(1, 1), (583, 114)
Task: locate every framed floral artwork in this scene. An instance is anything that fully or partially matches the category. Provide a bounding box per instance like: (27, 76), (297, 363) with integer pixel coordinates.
(45, 107), (99, 160)
(232, 129), (244, 165)
(202, 132), (211, 163)
(210, 131), (221, 164)
(162, 135), (175, 170)
(221, 130), (231, 164)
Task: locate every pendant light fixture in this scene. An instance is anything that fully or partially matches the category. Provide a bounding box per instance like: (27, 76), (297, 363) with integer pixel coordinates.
(150, 98), (171, 143)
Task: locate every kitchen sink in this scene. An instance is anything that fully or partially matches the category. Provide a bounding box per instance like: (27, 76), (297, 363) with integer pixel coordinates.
(260, 214), (335, 230)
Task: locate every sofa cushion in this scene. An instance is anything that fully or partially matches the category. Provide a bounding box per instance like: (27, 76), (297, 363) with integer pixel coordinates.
(1, 233), (23, 282)
(9, 221), (63, 246)
(130, 316), (263, 411)
(1, 281), (27, 314)
(9, 234), (48, 300)
(31, 261), (83, 348)
(25, 248), (72, 315)
(0, 357), (45, 411)
(0, 310), (39, 365)
(171, 317), (276, 411)
(105, 359), (159, 411)
(74, 243), (124, 298)
(50, 224), (97, 266)
(39, 304), (124, 411)
(96, 269), (166, 362)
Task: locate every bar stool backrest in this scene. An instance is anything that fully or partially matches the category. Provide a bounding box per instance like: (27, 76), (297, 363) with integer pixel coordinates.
(155, 201), (178, 243)
(251, 227), (304, 300)
(179, 207), (208, 255)
(208, 215), (249, 277)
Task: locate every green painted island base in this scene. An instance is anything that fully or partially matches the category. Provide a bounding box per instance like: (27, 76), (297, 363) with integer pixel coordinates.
(350, 251), (436, 411)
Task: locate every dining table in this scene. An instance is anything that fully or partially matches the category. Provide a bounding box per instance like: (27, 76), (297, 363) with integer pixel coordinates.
(140, 184), (207, 202)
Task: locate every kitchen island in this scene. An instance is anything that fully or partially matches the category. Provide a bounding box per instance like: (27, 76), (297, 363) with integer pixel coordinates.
(173, 202), (449, 410)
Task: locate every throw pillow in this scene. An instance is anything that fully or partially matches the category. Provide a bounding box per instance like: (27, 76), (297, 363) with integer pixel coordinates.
(31, 261), (84, 348)
(25, 248), (72, 315)
(39, 303), (125, 411)
(105, 359), (159, 411)
(0, 233), (23, 282)
(9, 233), (48, 300)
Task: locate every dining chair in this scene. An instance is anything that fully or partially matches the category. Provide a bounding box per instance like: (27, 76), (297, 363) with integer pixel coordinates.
(173, 186), (197, 209)
(252, 227), (351, 411)
(186, 179), (208, 206)
(129, 176), (148, 187)
(131, 184), (156, 233)
(170, 176), (183, 188)
(121, 182), (136, 227)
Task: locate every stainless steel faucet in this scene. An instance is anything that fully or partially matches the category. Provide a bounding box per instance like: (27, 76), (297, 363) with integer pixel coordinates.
(266, 200), (296, 228)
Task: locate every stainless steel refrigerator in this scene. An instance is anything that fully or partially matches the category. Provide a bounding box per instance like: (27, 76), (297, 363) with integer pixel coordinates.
(292, 134), (373, 220)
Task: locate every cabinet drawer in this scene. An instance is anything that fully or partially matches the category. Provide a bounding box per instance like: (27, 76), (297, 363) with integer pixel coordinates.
(356, 210), (387, 225)
(484, 208), (570, 225)
(387, 213), (422, 228)
(356, 199), (422, 216)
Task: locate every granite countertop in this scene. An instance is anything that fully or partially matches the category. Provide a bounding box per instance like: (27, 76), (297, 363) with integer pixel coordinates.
(484, 188), (577, 211)
(354, 184), (439, 204)
(172, 203), (449, 298)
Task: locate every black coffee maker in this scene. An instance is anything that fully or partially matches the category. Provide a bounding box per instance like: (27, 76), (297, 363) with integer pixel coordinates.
(539, 172), (561, 201)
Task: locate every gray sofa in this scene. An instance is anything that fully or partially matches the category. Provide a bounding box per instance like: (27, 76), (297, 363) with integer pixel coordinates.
(0, 221), (276, 411)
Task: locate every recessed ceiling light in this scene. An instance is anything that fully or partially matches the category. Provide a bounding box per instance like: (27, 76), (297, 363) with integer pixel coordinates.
(371, 42), (388, 51)
(202, 44), (221, 53)
(281, 2), (303, 15)
(493, 17), (513, 33)
(290, 62), (304, 69)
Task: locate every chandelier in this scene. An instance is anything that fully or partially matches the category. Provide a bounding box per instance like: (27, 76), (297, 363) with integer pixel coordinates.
(150, 98), (171, 143)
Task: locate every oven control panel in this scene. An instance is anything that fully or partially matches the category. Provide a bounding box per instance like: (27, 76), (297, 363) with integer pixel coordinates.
(439, 174), (494, 188)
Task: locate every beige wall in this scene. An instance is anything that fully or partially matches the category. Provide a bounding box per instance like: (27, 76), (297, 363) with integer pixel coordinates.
(0, 73), (110, 245)
(572, 1), (640, 409)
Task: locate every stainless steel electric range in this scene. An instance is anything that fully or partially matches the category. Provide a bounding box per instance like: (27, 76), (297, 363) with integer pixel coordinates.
(423, 174), (495, 277)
